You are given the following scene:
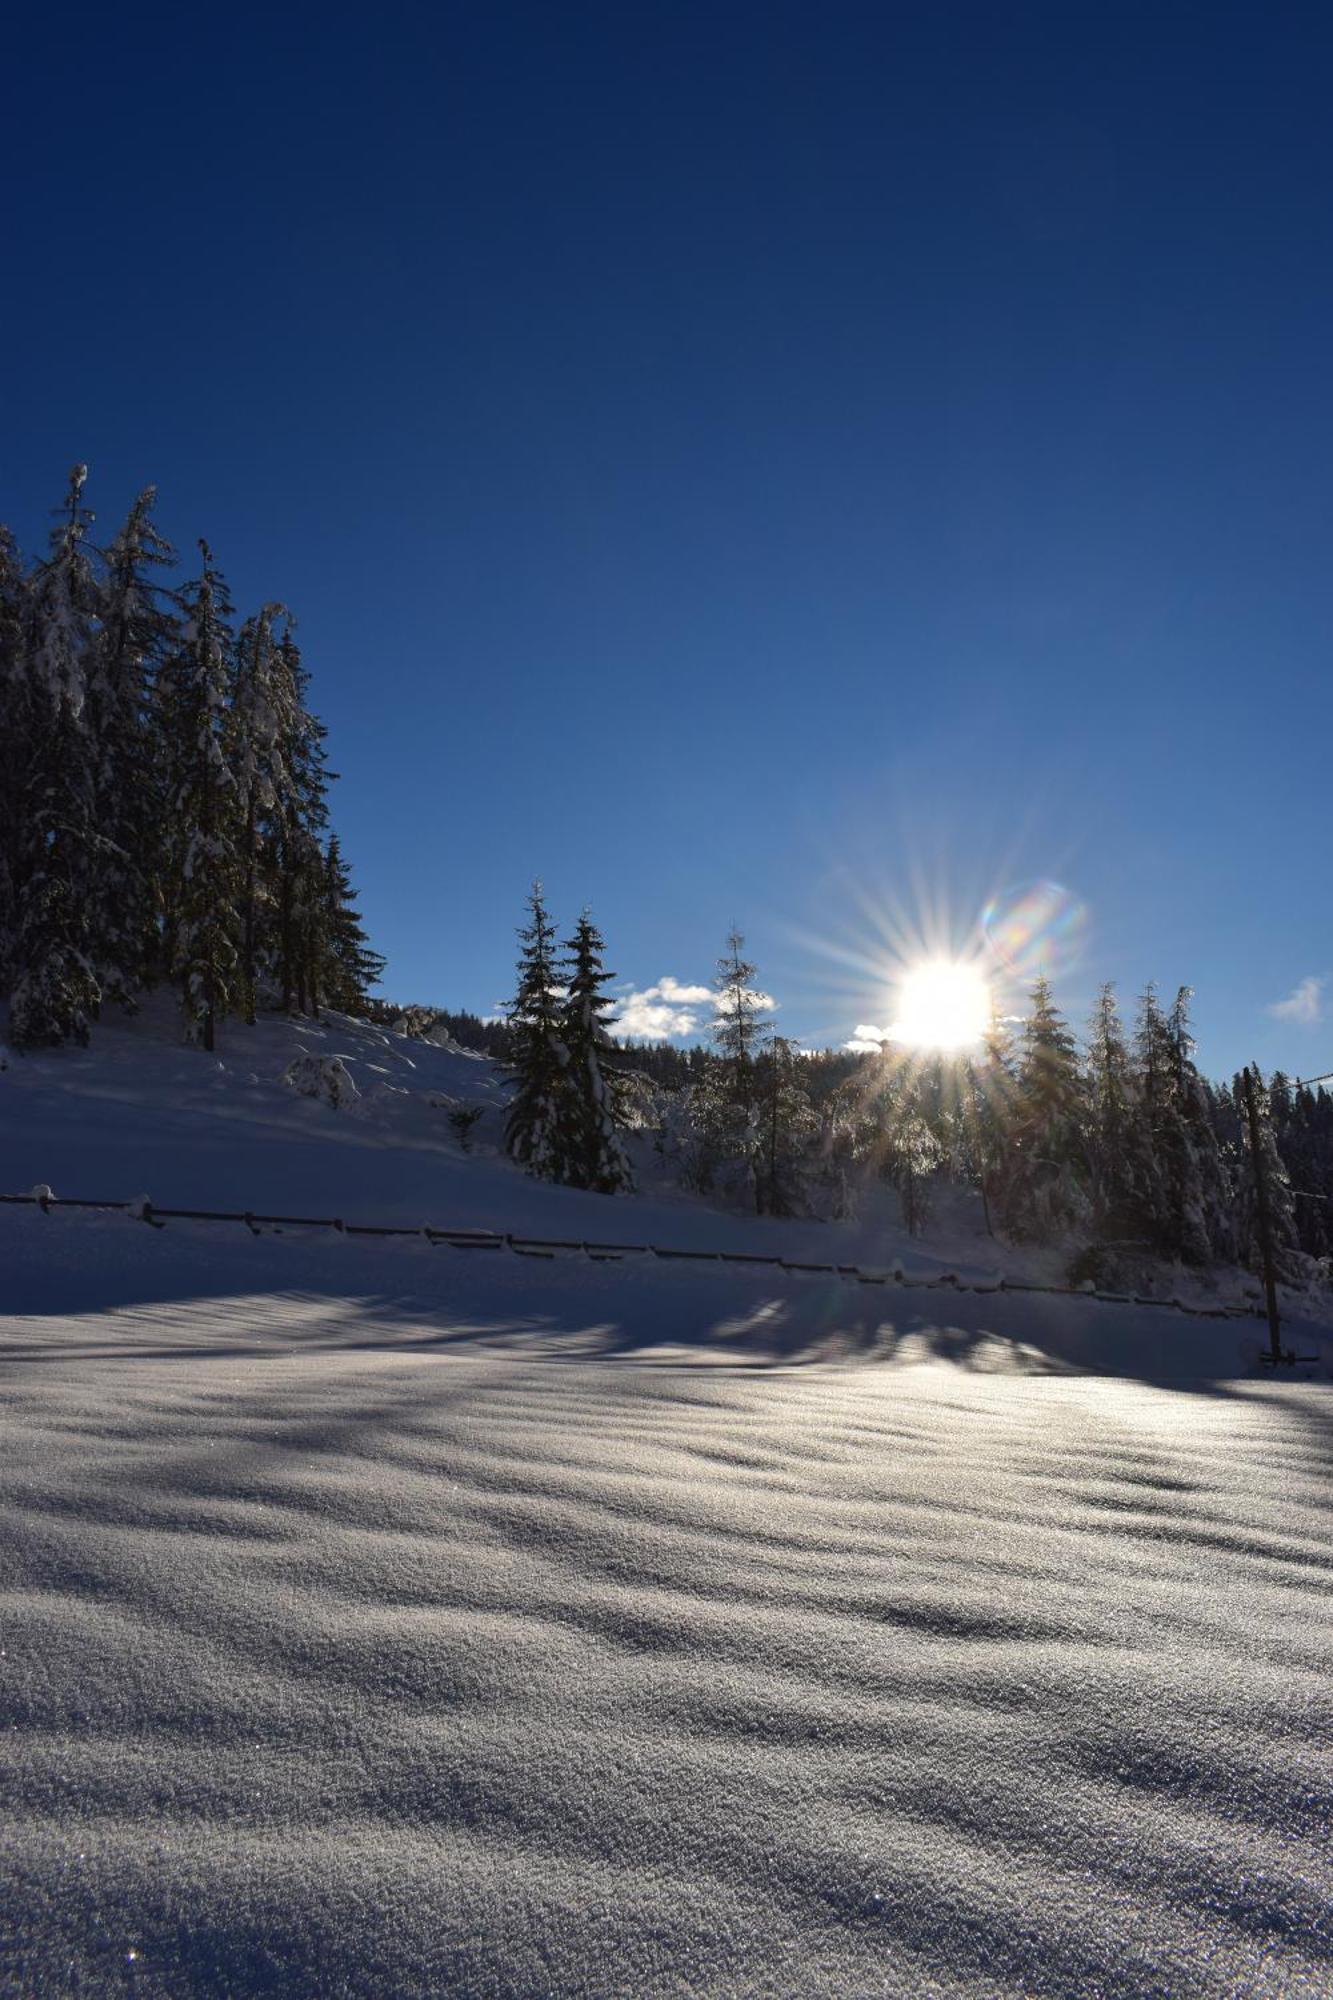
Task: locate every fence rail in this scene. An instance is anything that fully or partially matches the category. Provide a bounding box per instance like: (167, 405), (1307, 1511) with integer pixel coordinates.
(0, 1188), (1275, 1325)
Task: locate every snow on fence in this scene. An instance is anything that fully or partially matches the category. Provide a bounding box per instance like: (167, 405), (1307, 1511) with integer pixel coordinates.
(0, 1188), (1272, 1324)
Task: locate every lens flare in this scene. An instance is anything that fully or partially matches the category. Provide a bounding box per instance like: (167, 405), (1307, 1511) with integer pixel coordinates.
(893, 961), (992, 1051)
(981, 880), (1087, 982)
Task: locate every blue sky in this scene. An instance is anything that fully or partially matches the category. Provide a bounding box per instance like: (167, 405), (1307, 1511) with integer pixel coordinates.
(5, 2), (1332, 1077)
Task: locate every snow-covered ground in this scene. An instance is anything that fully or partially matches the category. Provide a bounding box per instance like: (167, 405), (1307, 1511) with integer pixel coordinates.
(2, 1008), (1331, 1994)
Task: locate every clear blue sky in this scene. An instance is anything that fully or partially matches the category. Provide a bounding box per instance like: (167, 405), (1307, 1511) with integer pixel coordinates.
(5, 2), (1331, 1077)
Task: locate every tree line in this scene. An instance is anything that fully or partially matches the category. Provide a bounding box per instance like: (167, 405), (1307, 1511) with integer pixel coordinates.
(0, 467), (382, 1049)
(502, 897), (1328, 1284)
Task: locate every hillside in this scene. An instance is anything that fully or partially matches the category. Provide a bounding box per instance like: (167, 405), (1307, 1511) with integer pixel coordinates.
(3, 1003), (1332, 1996)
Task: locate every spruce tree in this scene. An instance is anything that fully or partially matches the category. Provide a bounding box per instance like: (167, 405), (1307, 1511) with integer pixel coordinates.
(1085, 983), (1158, 1239)
(9, 467), (103, 1048)
(711, 928), (771, 1109)
(882, 1055), (943, 1235)
(161, 541), (242, 1050)
(1000, 977), (1089, 1240)
(1163, 987), (1235, 1263)
(1234, 1067), (1299, 1276)
(970, 1007), (1017, 1235)
(0, 526), (32, 995)
(558, 911), (634, 1193)
(90, 487), (177, 1002)
(753, 1034), (816, 1217)
(228, 603), (296, 1022)
(267, 628), (331, 1012)
(323, 835), (386, 1013)
(504, 883), (572, 1179)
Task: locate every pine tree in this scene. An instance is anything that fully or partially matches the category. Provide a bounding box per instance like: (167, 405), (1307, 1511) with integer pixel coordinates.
(970, 1007), (1017, 1235)
(711, 928), (771, 1109)
(0, 525), (32, 995)
(882, 1055), (944, 1235)
(504, 883), (572, 1179)
(323, 835), (386, 1013)
(9, 467), (104, 1048)
(753, 1034), (816, 1216)
(1163, 987), (1235, 1263)
(558, 911), (634, 1193)
(228, 603), (291, 1022)
(1234, 1067), (1299, 1276)
(161, 541), (242, 1050)
(1085, 983), (1158, 1239)
(90, 487), (177, 1002)
(267, 628), (331, 1012)
(999, 977), (1089, 1239)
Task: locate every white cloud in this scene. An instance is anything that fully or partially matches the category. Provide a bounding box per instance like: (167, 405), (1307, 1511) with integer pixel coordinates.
(1269, 977), (1323, 1026)
(614, 996), (703, 1040)
(714, 986), (777, 1016)
(844, 1022), (892, 1053)
(611, 975), (781, 1043)
(645, 976), (713, 1005)
(612, 975), (712, 1042)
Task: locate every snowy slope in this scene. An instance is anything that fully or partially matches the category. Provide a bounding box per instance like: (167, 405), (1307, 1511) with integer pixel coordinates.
(3, 1008), (1332, 1996)
(1, 1207), (1331, 1997)
(4, 1000), (1326, 1322)
(0, 999), (1013, 1274)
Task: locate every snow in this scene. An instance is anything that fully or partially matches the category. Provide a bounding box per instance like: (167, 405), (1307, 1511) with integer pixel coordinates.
(2, 1005), (1332, 1993)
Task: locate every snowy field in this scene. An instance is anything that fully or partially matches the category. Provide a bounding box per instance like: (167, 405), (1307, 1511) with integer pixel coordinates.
(3, 1012), (1332, 1995)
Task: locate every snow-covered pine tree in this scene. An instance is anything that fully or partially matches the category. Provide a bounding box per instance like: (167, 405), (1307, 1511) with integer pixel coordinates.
(504, 883), (572, 1180)
(267, 627), (331, 1013)
(1233, 1066), (1299, 1277)
(557, 911), (634, 1193)
(968, 1007), (1017, 1235)
(880, 1052), (944, 1235)
(999, 977), (1090, 1240)
(89, 487), (177, 1004)
(1283, 1081), (1330, 1257)
(161, 541), (243, 1050)
(698, 927), (774, 1207)
(228, 603), (290, 1023)
(322, 835), (386, 1014)
(753, 1035), (816, 1216)
(9, 467), (104, 1047)
(1163, 986), (1236, 1263)
(711, 928), (771, 1111)
(1085, 983), (1159, 1240)
(0, 525), (32, 995)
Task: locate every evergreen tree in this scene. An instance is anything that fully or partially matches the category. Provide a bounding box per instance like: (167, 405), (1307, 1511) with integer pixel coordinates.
(753, 1034), (816, 1217)
(1163, 986), (1235, 1263)
(9, 467), (103, 1047)
(322, 835), (386, 1013)
(558, 911), (634, 1193)
(268, 628), (331, 1011)
(711, 928), (771, 1109)
(880, 1053), (943, 1235)
(999, 978), (1089, 1239)
(0, 525), (32, 995)
(228, 603), (289, 1022)
(1234, 1066), (1299, 1276)
(504, 883), (572, 1179)
(90, 487), (177, 1001)
(161, 541), (242, 1050)
(1085, 983), (1158, 1238)
(969, 1007), (1017, 1235)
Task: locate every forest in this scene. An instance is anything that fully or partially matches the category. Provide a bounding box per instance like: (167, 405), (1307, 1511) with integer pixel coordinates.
(0, 467), (381, 1053)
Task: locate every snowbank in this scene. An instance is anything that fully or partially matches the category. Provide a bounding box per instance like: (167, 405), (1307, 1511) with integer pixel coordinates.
(1, 1204), (1330, 1996)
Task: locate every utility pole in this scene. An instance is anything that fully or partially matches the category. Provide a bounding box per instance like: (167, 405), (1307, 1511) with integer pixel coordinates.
(1242, 1065), (1283, 1365)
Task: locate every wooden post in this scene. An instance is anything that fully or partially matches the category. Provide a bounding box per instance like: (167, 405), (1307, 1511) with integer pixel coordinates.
(1242, 1066), (1283, 1364)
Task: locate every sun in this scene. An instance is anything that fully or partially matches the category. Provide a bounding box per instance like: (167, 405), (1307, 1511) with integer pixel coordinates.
(893, 960), (991, 1051)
